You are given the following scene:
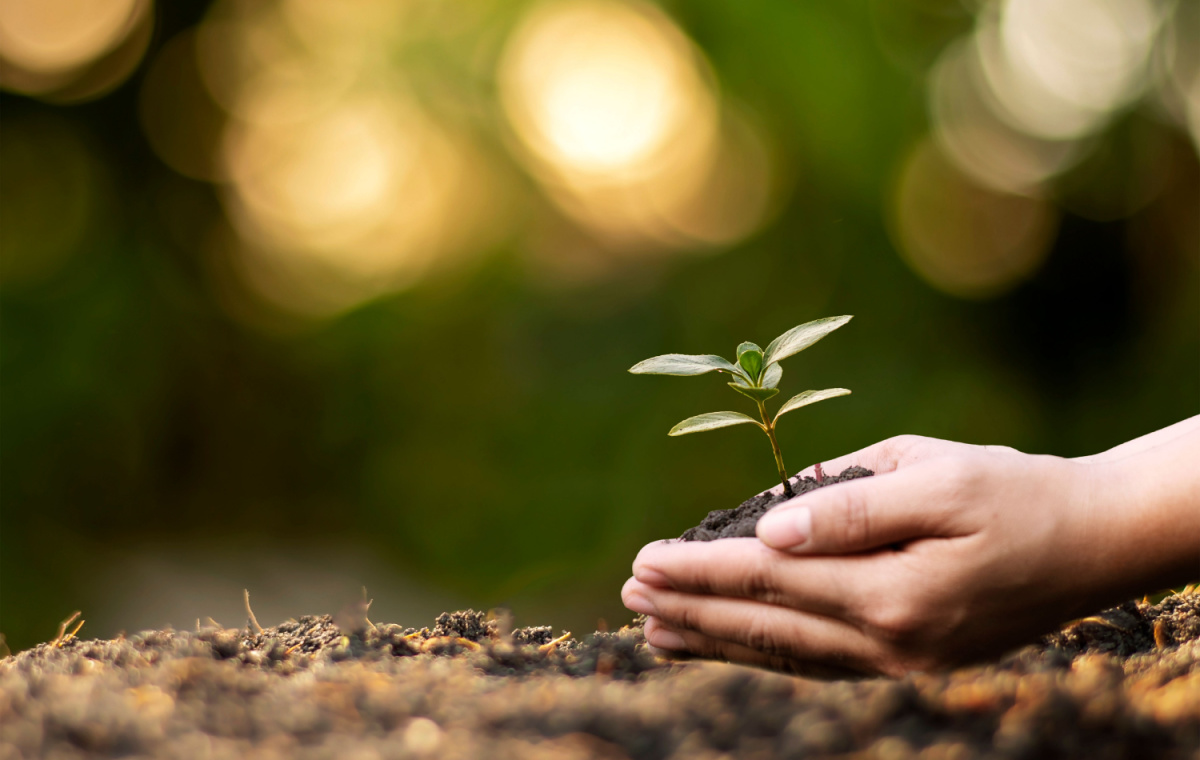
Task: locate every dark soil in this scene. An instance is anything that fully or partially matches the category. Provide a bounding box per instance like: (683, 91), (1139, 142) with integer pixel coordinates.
(681, 466), (874, 541)
(4, 591), (1199, 759)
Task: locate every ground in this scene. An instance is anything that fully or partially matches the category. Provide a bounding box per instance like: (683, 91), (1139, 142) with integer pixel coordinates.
(2, 589), (1198, 759)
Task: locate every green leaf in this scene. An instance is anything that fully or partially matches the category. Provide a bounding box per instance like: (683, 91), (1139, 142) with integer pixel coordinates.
(629, 354), (741, 376)
(763, 316), (853, 366)
(728, 383), (780, 402)
(669, 411), (764, 436)
(736, 342), (764, 380)
(762, 362), (782, 389)
(773, 389), (851, 423)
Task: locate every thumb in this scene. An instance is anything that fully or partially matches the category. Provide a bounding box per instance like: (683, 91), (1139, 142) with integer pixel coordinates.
(756, 467), (947, 554)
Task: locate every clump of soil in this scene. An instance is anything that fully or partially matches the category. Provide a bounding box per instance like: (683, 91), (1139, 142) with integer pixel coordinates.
(3, 591), (1199, 759)
(681, 466), (874, 541)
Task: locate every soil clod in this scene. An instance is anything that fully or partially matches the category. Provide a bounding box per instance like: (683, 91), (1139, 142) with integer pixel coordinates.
(680, 466), (874, 541)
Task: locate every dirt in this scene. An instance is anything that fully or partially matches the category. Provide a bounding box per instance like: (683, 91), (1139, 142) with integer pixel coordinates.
(3, 589), (1199, 759)
(680, 466), (874, 541)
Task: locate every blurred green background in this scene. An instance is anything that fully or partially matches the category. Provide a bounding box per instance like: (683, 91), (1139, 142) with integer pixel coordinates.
(1, 0), (1197, 653)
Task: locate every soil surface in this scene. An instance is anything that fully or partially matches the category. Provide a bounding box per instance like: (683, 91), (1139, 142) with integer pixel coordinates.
(681, 466), (874, 541)
(3, 590), (1199, 759)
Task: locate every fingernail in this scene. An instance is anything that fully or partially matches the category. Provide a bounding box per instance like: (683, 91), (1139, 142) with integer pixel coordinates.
(757, 506), (811, 550)
(633, 565), (670, 587)
(623, 591), (659, 617)
(647, 626), (686, 650)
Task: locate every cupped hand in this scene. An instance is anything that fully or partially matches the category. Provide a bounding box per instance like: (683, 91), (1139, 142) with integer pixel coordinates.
(622, 435), (1123, 677)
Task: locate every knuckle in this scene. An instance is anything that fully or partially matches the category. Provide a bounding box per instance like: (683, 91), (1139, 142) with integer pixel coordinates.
(938, 457), (981, 501)
(742, 616), (774, 653)
(865, 599), (925, 645)
(738, 550), (781, 604)
(742, 611), (788, 656)
(862, 434), (930, 473)
(828, 487), (872, 549)
(665, 597), (694, 630)
(982, 444), (1018, 456)
(880, 434), (922, 460)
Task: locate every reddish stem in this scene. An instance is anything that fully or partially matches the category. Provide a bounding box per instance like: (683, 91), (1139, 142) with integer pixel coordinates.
(814, 462), (825, 484)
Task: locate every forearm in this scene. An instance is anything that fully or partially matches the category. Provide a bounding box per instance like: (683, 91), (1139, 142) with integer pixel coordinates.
(1079, 414), (1200, 464)
(1081, 425), (1200, 605)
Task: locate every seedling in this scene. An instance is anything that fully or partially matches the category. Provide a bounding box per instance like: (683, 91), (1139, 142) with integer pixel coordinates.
(629, 316), (853, 497)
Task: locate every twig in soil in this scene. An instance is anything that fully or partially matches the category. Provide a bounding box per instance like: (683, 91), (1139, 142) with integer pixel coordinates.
(538, 631), (573, 653)
(420, 637), (481, 653)
(53, 611), (84, 648)
(814, 462), (825, 484)
(244, 589), (264, 635)
(1154, 619), (1169, 648)
(361, 587), (376, 631)
(488, 608), (514, 640)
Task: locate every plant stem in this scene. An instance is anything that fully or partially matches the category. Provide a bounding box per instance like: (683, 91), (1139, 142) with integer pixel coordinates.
(756, 400), (792, 497)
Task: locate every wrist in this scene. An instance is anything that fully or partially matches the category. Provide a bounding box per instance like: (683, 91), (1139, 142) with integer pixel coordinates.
(1078, 449), (1200, 604)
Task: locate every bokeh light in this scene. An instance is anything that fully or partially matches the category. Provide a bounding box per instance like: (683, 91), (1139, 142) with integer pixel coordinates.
(889, 137), (1058, 298)
(926, 0), (1172, 199)
(1157, 0), (1200, 153)
(157, 0), (507, 317)
(985, 0), (1161, 141)
(929, 38), (1081, 196)
(499, 0), (773, 248)
(138, 32), (228, 182)
(220, 96), (495, 316)
(0, 0), (152, 101)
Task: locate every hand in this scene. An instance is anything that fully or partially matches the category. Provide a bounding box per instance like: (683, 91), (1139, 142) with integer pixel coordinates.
(622, 432), (1195, 676)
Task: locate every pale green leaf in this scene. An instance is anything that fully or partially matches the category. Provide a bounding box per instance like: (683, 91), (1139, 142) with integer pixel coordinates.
(763, 316), (853, 366)
(736, 342), (764, 380)
(728, 383), (780, 402)
(773, 388), (851, 423)
(629, 354), (741, 376)
(669, 411), (763, 436)
(762, 362), (782, 389)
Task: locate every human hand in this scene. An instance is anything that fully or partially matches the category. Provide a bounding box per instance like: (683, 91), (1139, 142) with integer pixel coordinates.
(622, 435), (1135, 676)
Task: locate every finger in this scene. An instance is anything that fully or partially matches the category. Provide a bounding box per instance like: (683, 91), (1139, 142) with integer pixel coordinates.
(623, 581), (879, 670)
(757, 461), (970, 554)
(792, 434), (934, 482)
(644, 617), (871, 678)
(631, 539), (873, 620)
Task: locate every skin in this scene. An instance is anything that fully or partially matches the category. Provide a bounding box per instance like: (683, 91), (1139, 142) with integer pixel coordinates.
(622, 416), (1200, 677)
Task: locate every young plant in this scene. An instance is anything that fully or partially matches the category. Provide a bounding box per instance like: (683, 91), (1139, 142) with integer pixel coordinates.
(629, 316), (853, 497)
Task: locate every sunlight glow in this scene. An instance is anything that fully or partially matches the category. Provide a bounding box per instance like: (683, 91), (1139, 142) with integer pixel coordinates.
(927, 0), (1170, 196)
(981, 0), (1161, 140)
(181, 0), (506, 316)
(930, 40), (1081, 196)
(220, 96), (493, 316)
(501, 0), (698, 178)
(890, 137), (1058, 299)
(1159, 2), (1200, 153)
(498, 0), (773, 250)
(0, 0), (151, 99)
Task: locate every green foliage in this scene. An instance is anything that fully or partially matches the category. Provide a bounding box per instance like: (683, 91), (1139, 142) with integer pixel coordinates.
(669, 411), (762, 436)
(736, 342), (764, 380)
(629, 316), (854, 495)
(628, 353), (746, 378)
(775, 388), (852, 422)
